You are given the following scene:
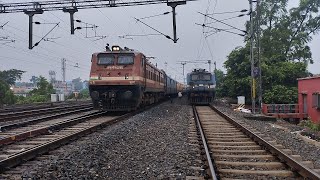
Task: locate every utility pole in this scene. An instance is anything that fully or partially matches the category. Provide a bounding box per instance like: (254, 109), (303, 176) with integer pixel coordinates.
(249, 0), (256, 114)
(208, 60), (211, 72)
(61, 58), (66, 82)
(257, 0), (262, 113)
(181, 62), (186, 85)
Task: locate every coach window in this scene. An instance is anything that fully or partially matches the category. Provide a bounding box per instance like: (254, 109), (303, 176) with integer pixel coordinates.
(118, 55), (134, 65)
(97, 54), (114, 65)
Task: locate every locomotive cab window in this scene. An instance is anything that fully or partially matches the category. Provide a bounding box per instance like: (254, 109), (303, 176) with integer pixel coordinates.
(202, 74), (211, 80)
(191, 75), (198, 80)
(118, 55), (134, 65)
(97, 54), (114, 65)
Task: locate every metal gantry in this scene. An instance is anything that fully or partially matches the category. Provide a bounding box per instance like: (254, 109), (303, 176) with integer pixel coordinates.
(0, 0), (190, 48)
(0, 0), (189, 13)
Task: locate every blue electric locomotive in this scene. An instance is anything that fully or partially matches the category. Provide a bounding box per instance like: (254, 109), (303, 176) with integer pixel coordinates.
(186, 69), (216, 104)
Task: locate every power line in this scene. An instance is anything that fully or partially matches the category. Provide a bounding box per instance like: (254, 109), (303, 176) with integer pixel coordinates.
(207, 9), (248, 15)
(198, 12), (247, 34)
(195, 23), (246, 37)
(139, 11), (171, 20)
(134, 17), (174, 42)
(31, 22), (60, 49)
(1, 29), (90, 72)
(3, 21), (93, 68)
(206, 13), (248, 25)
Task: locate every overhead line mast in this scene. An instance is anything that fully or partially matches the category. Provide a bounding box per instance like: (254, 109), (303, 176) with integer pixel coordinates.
(0, 0), (191, 48)
(0, 0), (192, 13)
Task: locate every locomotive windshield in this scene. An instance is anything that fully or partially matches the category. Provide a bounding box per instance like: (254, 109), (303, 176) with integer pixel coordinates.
(118, 55), (134, 65)
(191, 74), (211, 81)
(97, 54), (114, 65)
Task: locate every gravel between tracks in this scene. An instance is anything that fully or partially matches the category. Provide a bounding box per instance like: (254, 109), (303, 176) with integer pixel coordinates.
(214, 102), (320, 169)
(14, 99), (194, 179)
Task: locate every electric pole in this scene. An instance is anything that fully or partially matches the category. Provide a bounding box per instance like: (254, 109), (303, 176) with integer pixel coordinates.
(181, 62), (186, 85)
(208, 60), (211, 72)
(249, 0), (262, 114)
(249, 0), (255, 114)
(257, 0), (262, 113)
(61, 58), (66, 82)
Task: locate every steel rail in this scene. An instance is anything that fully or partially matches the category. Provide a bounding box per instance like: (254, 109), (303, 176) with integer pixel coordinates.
(209, 104), (320, 179)
(0, 111), (107, 172)
(0, 104), (91, 122)
(192, 105), (218, 180)
(0, 100), (165, 172)
(0, 101), (90, 113)
(0, 107), (92, 132)
(0, 109), (97, 146)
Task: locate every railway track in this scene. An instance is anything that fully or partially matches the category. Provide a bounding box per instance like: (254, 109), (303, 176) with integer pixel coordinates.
(0, 111), (130, 175)
(193, 105), (320, 179)
(0, 103), (92, 122)
(0, 101), (90, 114)
(0, 102), (161, 178)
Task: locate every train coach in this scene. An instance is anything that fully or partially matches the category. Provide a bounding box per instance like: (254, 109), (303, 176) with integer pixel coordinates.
(88, 45), (180, 111)
(186, 69), (216, 105)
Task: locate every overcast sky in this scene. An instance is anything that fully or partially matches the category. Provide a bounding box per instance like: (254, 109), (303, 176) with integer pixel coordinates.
(0, 0), (319, 83)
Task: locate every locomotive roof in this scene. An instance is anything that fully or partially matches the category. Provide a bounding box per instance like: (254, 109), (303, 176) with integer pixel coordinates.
(93, 50), (141, 56)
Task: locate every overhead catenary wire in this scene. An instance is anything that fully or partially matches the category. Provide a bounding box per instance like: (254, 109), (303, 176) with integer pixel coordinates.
(196, 23), (246, 37)
(31, 22), (60, 49)
(205, 13), (248, 25)
(1, 27), (90, 72)
(207, 9), (248, 15)
(196, 0), (217, 61)
(3, 43), (90, 73)
(4, 22), (91, 62)
(139, 11), (171, 20)
(134, 17), (174, 42)
(198, 12), (247, 34)
(3, 21), (93, 69)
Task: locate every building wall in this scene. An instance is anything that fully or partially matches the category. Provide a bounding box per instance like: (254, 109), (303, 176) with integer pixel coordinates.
(298, 77), (320, 123)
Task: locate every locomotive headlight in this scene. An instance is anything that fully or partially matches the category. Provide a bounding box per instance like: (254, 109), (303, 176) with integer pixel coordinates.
(112, 46), (120, 51)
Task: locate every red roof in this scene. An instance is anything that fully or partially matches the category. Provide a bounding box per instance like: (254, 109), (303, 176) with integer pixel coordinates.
(297, 76), (320, 81)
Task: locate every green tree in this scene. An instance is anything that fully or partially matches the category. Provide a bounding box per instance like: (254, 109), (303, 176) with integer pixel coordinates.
(263, 85), (298, 104)
(79, 89), (90, 99)
(214, 69), (228, 98)
(0, 69), (25, 107)
(72, 77), (83, 91)
(222, 0), (320, 104)
(26, 76), (55, 103)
